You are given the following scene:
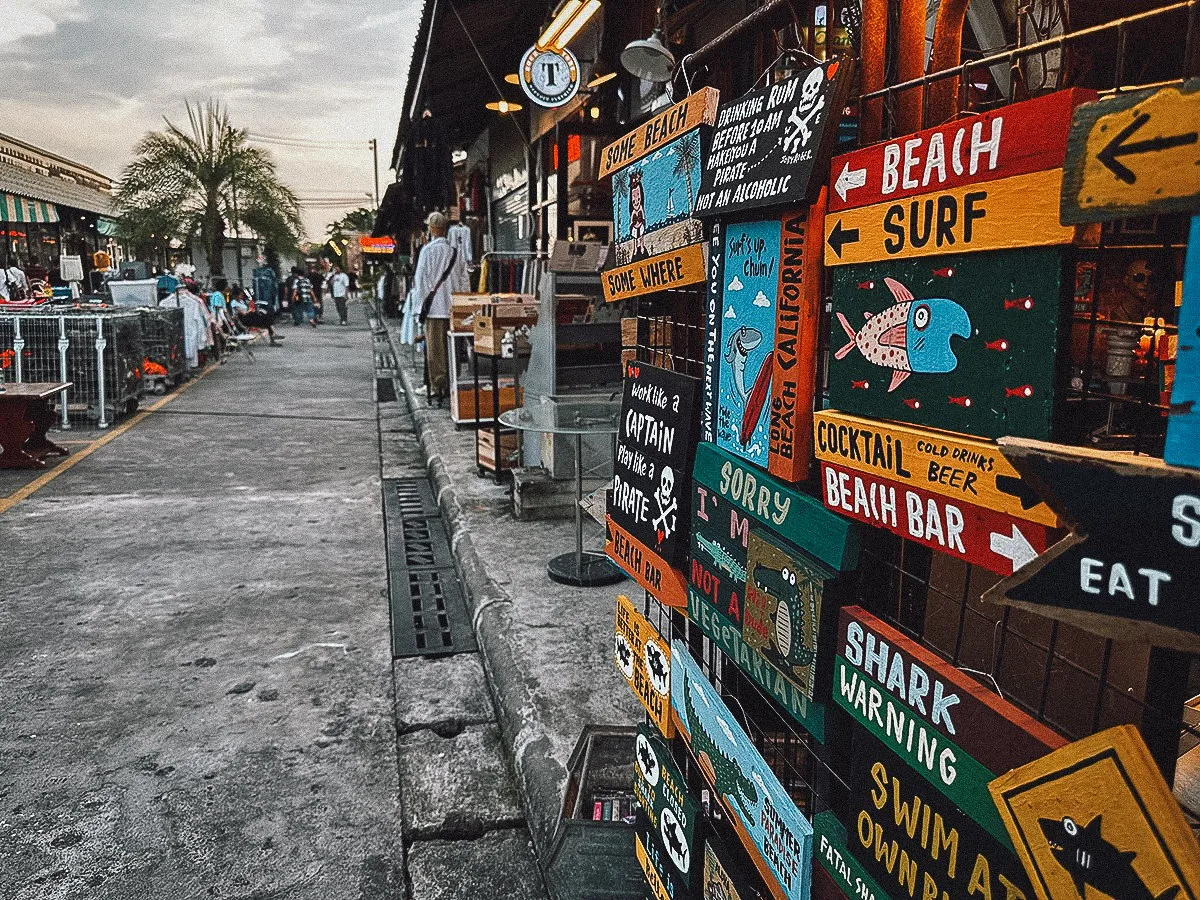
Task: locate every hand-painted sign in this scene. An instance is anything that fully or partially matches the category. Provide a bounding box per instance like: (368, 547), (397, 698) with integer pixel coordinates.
(821, 461), (1054, 576)
(851, 737), (1036, 900)
(704, 836), (761, 900)
(636, 828), (685, 900)
(823, 168), (1075, 266)
(812, 811), (891, 900)
(1061, 78), (1200, 223)
(611, 129), (705, 247)
(989, 725), (1200, 900)
(634, 725), (702, 891)
(602, 241), (707, 302)
(695, 59), (851, 218)
(1165, 216), (1200, 470)
(671, 638), (813, 900)
(982, 439), (1200, 653)
(813, 409), (1062, 527)
(702, 221), (724, 444)
(615, 218), (704, 267)
(614, 594), (675, 737)
(825, 248), (1067, 439)
(606, 362), (700, 608)
(600, 87), (720, 179)
(827, 89), (1094, 213)
(834, 607), (1066, 844)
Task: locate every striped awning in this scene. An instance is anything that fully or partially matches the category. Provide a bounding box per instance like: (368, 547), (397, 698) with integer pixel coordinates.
(0, 192), (59, 224)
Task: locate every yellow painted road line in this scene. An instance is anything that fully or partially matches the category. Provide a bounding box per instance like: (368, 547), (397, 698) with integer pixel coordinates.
(0, 366), (217, 516)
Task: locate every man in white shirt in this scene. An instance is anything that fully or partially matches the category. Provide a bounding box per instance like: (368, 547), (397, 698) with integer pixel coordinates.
(412, 211), (458, 404)
(329, 265), (351, 325)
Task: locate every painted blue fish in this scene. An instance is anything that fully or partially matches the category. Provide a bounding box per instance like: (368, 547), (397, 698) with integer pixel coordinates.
(834, 277), (972, 392)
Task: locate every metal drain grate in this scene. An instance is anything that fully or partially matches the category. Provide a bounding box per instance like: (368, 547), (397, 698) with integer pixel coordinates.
(377, 376), (398, 403)
(383, 477), (476, 658)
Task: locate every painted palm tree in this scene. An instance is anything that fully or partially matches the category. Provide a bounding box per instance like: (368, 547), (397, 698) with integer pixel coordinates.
(672, 132), (700, 217)
(115, 100), (302, 276)
(611, 167), (630, 238)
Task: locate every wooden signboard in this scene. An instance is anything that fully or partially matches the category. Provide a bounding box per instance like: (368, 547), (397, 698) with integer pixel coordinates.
(813, 409), (1062, 528)
(851, 737), (1036, 900)
(702, 221), (724, 444)
(606, 361), (701, 608)
(825, 248), (1068, 440)
(615, 218), (704, 268)
(611, 129), (705, 247)
(695, 59), (851, 219)
(1165, 216), (1200, 470)
(600, 86), (719, 179)
(634, 725), (702, 893)
(703, 836), (760, 900)
(982, 439), (1200, 653)
(812, 811), (891, 900)
(671, 638), (814, 900)
(989, 725), (1200, 900)
(827, 89), (1094, 213)
(833, 607), (1066, 844)
(821, 461), (1054, 576)
(1061, 78), (1200, 224)
(823, 168), (1075, 267)
(602, 241), (707, 302)
(614, 594), (675, 737)
(636, 829), (686, 900)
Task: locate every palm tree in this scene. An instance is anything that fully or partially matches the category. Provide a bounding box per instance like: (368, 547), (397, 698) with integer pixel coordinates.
(611, 167), (629, 238)
(327, 206), (378, 242)
(672, 132), (700, 216)
(115, 100), (302, 276)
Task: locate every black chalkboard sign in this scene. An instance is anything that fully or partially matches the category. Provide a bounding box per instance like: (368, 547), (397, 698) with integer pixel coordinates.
(694, 58), (851, 218)
(607, 362), (701, 585)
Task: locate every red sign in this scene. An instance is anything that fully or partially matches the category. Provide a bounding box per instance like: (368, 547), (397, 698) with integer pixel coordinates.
(827, 88), (1095, 213)
(821, 461), (1055, 577)
(360, 236), (396, 254)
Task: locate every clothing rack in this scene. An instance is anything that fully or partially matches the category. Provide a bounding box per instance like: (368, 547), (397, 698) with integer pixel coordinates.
(476, 250), (545, 295)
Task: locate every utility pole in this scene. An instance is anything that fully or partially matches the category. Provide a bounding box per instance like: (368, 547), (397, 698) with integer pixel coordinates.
(370, 139), (380, 208)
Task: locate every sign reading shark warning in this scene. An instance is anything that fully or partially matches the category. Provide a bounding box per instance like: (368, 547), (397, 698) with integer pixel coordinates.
(826, 248), (1067, 440)
(614, 594), (674, 737)
(989, 725), (1200, 900)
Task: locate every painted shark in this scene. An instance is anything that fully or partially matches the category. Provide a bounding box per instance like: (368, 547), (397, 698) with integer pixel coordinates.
(1039, 815), (1181, 900)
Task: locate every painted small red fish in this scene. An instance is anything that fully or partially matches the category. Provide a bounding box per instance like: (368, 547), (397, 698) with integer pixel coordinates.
(1004, 297), (1035, 311)
(857, 280), (875, 289)
(948, 396), (972, 407)
(931, 267), (954, 277)
(850, 380), (870, 389)
(902, 398), (921, 409)
(985, 339), (1010, 351)
(1006, 384), (1034, 398)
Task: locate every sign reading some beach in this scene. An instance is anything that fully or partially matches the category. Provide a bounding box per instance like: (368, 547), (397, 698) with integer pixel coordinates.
(600, 86), (719, 178)
(826, 248), (1067, 440)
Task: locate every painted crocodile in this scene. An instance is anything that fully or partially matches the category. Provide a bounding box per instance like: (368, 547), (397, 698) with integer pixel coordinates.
(696, 535), (747, 582)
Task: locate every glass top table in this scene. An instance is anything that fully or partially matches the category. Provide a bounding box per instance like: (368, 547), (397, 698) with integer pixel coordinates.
(499, 396), (627, 588)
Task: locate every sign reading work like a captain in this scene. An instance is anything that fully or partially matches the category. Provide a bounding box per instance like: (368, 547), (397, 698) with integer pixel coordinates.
(694, 59), (852, 218)
(826, 247), (1068, 440)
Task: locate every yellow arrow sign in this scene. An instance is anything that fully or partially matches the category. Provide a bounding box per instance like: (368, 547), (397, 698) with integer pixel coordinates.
(823, 169), (1075, 266)
(1061, 78), (1200, 223)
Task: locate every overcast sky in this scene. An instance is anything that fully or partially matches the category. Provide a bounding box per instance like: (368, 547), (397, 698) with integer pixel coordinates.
(0, 0), (422, 239)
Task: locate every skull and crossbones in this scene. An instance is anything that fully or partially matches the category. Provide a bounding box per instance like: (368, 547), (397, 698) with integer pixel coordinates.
(782, 67), (826, 154)
(653, 466), (677, 540)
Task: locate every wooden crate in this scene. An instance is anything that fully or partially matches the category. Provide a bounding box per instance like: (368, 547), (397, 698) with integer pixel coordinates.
(478, 429), (519, 472)
(620, 316), (638, 348)
(474, 303), (539, 356)
(453, 382), (520, 422)
(451, 293), (531, 332)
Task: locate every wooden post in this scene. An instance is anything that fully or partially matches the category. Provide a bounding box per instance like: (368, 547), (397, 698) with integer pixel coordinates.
(859, 0), (887, 143)
(894, 0), (926, 135)
(927, 0), (970, 127)
(1141, 647), (1191, 785)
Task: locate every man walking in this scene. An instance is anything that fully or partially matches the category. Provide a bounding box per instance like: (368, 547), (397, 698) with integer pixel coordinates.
(412, 211), (460, 405)
(330, 265), (351, 325)
(292, 267), (317, 328)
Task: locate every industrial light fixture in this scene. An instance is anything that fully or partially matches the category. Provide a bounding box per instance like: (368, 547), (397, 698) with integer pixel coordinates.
(587, 69), (617, 89)
(537, 0), (600, 50)
(486, 99), (524, 113)
(621, 28), (675, 82)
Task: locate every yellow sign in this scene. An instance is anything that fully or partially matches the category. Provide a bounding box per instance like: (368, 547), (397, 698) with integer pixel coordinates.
(823, 169), (1075, 266)
(599, 87), (720, 178)
(813, 409), (1061, 527)
(1062, 78), (1200, 223)
(990, 725), (1200, 900)
(614, 594), (674, 737)
(636, 832), (672, 900)
(601, 241), (707, 302)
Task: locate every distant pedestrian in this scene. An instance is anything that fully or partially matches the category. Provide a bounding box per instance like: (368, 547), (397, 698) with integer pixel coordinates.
(330, 265), (351, 325)
(307, 267), (324, 323)
(292, 267), (317, 328)
(413, 211), (458, 405)
(348, 268), (359, 301)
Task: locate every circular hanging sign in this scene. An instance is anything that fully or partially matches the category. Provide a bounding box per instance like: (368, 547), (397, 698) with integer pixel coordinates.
(519, 45), (580, 108)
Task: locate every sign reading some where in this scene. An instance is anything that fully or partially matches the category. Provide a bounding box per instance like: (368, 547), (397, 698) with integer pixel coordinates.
(611, 129), (705, 247)
(614, 594), (675, 737)
(833, 607), (1066, 844)
(813, 409), (1062, 528)
(600, 87), (719, 179)
(989, 725), (1200, 900)
(982, 438), (1200, 653)
(634, 725), (701, 889)
(827, 88), (1094, 213)
(671, 638), (813, 900)
(1061, 78), (1200, 224)
(606, 361), (701, 608)
(823, 168), (1075, 266)
(821, 461), (1054, 576)
(851, 736), (1036, 900)
(1165, 216), (1200, 470)
(602, 241), (707, 302)
(695, 59), (851, 218)
(825, 248), (1067, 440)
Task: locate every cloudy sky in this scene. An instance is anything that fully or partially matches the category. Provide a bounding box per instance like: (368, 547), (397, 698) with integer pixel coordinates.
(0, 0), (422, 238)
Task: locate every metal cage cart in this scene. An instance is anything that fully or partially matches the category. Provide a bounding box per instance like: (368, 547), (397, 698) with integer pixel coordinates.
(138, 307), (186, 394)
(0, 307), (144, 428)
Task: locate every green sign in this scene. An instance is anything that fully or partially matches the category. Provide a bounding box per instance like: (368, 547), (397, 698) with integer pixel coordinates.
(634, 725), (701, 886)
(813, 811), (893, 900)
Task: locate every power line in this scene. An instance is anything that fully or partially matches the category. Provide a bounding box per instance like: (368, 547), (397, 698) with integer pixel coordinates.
(247, 132), (370, 149)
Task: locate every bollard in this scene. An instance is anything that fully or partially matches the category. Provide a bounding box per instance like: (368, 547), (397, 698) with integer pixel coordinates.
(94, 315), (108, 429)
(13, 317), (24, 383)
(56, 316), (71, 430)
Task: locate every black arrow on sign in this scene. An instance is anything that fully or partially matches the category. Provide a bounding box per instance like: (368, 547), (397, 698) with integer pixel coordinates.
(827, 219), (860, 258)
(1096, 111), (1199, 185)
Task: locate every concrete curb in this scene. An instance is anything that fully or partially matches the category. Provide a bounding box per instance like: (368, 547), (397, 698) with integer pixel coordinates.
(381, 327), (568, 862)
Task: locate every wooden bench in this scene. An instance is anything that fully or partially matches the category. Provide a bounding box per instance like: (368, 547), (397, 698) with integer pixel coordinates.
(0, 382), (71, 469)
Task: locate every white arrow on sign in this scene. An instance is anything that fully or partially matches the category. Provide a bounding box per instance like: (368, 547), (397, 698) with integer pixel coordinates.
(990, 524), (1039, 573)
(834, 161), (867, 202)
